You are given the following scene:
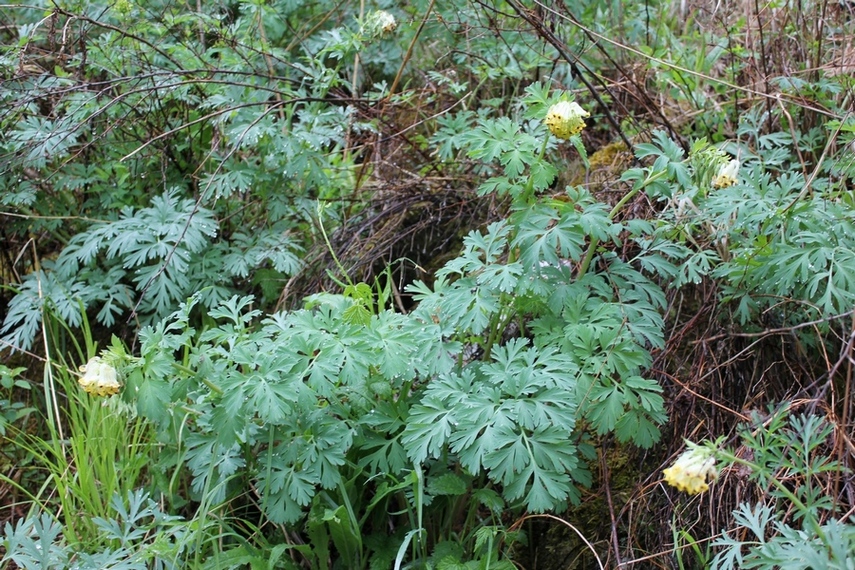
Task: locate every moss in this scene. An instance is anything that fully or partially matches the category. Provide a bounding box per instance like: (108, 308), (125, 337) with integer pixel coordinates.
(512, 443), (651, 569)
(569, 141), (633, 193)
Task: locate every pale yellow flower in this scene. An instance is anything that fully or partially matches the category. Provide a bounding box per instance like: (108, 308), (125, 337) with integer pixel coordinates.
(712, 159), (739, 189)
(78, 357), (120, 397)
(663, 444), (718, 495)
(544, 101), (590, 140)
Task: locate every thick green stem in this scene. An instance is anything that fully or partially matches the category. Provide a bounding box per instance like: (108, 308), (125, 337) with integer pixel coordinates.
(482, 296), (515, 361)
(488, 135), (553, 358)
(576, 237), (599, 280)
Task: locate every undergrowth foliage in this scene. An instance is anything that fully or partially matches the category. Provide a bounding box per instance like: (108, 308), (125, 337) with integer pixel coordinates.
(634, 128), (855, 328)
(110, 84), (670, 567)
(2, 0), (855, 568)
(672, 408), (855, 570)
(0, 0), (354, 351)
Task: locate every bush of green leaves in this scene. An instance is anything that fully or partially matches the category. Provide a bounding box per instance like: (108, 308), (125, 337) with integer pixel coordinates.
(0, 0), (375, 352)
(628, 118), (855, 328)
(108, 83), (669, 567)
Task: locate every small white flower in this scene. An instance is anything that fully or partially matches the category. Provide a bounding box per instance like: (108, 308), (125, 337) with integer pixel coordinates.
(78, 357), (120, 397)
(376, 11), (397, 33)
(663, 443), (718, 495)
(364, 10), (397, 37)
(544, 100), (590, 140)
(712, 159), (740, 189)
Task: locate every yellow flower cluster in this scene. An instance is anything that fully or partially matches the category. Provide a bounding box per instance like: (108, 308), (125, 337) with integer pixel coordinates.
(712, 159), (740, 189)
(78, 357), (120, 397)
(663, 444), (718, 495)
(544, 101), (590, 140)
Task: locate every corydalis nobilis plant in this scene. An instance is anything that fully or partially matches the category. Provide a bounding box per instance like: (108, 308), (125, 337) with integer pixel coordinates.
(126, 85), (669, 532)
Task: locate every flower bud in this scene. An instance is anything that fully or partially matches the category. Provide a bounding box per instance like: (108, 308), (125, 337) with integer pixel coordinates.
(544, 101), (590, 140)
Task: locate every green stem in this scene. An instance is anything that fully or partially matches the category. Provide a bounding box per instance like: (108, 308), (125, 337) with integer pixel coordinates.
(482, 296), (515, 361)
(173, 362), (223, 395)
(178, 404), (203, 416)
(577, 169), (665, 279)
(576, 236), (599, 281)
(519, 135), (551, 205)
(489, 135), (552, 357)
(317, 202), (355, 287)
(717, 449), (828, 544)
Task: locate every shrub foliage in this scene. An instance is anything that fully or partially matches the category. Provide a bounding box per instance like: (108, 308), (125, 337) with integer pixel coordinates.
(1, 0), (853, 568)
